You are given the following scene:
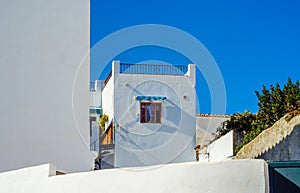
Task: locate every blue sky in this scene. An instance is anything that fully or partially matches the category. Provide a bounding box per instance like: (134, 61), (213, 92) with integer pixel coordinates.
(90, 0), (300, 114)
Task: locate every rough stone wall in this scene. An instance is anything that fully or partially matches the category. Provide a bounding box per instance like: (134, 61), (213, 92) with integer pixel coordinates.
(236, 115), (300, 160)
(258, 124), (300, 161)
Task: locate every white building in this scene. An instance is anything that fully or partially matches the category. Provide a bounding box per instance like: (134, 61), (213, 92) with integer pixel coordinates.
(196, 114), (230, 147)
(89, 80), (103, 152)
(93, 60), (197, 168)
(0, 0), (94, 173)
(195, 114), (234, 161)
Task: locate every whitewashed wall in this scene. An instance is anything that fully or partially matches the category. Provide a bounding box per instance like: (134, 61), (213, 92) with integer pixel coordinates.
(102, 70), (115, 125)
(90, 80), (103, 107)
(200, 131), (234, 162)
(0, 160), (269, 193)
(196, 115), (229, 147)
(0, 0), (94, 172)
(104, 61), (196, 167)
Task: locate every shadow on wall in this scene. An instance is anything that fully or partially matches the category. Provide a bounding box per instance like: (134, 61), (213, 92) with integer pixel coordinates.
(258, 124), (300, 161)
(116, 107), (195, 151)
(114, 107), (195, 167)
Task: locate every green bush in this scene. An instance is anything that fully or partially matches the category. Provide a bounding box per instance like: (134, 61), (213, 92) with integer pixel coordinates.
(216, 78), (300, 154)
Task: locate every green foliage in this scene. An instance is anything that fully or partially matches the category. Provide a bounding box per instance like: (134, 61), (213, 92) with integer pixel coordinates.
(255, 82), (285, 128)
(215, 111), (255, 139)
(99, 114), (109, 131)
(234, 121), (264, 153)
(283, 78), (300, 122)
(216, 78), (300, 154)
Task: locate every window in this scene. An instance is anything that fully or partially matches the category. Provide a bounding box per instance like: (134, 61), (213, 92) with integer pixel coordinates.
(140, 102), (162, 123)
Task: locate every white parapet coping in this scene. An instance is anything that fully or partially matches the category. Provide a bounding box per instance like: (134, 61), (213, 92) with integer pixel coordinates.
(0, 164), (57, 180)
(0, 160), (269, 193)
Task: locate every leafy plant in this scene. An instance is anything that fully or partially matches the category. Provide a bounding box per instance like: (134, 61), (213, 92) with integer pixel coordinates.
(99, 114), (109, 131)
(216, 77), (300, 154)
(215, 111), (255, 139)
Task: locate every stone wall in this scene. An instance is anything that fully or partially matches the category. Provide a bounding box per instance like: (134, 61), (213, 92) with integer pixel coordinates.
(236, 115), (300, 160)
(258, 124), (300, 161)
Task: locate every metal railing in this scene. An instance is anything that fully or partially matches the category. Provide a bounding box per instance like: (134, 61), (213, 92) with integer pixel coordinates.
(104, 71), (112, 86)
(120, 63), (188, 76)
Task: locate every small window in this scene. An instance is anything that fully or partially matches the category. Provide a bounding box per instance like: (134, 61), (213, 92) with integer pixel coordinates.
(140, 102), (162, 123)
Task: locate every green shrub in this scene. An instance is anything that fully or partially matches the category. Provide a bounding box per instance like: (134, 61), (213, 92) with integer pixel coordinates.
(99, 114), (109, 131)
(216, 78), (300, 155)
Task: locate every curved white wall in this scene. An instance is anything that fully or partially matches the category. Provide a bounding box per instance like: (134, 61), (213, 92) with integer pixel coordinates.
(0, 160), (269, 193)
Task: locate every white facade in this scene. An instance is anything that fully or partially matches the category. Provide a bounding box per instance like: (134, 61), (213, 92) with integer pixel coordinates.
(89, 80), (103, 152)
(196, 114), (230, 147)
(0, 0), (94, 172)
(200, 131), (235, 162)
(101, 61), (196, 167)
(90, 80), (103, 109)
(0, 160), (269, 193)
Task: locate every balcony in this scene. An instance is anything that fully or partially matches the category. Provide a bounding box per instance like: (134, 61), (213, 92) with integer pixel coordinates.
(100, 62), (190, 89)
(120, 63), (188, 76)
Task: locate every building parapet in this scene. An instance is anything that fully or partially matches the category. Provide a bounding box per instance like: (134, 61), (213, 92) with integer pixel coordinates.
(196, 113), (231, 118)
(119, 63), (188, 76)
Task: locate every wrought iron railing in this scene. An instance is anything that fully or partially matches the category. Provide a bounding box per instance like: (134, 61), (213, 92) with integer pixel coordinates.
(120, 63), (188, 76)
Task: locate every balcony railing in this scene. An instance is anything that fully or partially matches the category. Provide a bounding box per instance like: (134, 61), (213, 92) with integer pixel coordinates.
(104, 71), (112, 86)
(120, 63), (188, 76)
